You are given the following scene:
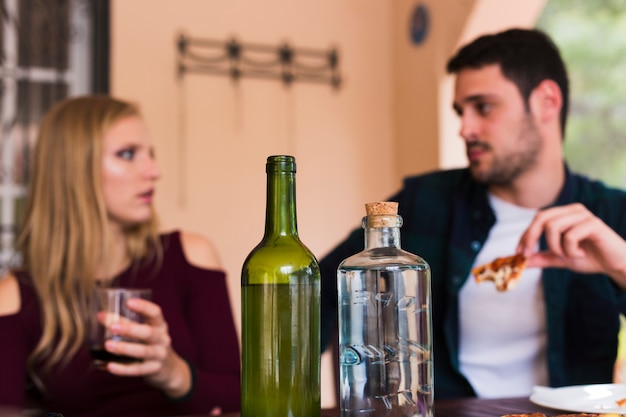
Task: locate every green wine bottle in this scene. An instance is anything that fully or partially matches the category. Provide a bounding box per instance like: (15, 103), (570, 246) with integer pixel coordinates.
(241, 155), (321, 417)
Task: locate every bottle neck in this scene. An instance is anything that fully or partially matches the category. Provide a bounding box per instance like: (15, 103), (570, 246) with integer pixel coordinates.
(364, 227), (401, 249)
(264, 160), (298, 238)
(362, 214), (402, 249)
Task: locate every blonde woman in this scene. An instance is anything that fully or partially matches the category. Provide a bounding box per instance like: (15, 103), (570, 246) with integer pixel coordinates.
(0, 96), (240, 416)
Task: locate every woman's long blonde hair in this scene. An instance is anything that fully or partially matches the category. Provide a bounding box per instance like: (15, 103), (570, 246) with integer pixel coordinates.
(16, 95), (161, 377)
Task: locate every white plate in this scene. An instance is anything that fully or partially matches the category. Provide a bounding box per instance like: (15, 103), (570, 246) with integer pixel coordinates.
(530, 383), (626, 413)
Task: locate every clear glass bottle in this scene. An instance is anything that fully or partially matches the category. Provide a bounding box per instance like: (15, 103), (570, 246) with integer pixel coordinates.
(241, 155), (321, 417)
(338, 202), (433, 417)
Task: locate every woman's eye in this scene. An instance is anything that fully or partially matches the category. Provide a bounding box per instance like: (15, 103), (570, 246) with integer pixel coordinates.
(116, 148), (135, 160)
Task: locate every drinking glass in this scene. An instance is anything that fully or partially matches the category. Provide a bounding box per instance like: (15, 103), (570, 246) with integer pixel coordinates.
(88, 287), (152, 369)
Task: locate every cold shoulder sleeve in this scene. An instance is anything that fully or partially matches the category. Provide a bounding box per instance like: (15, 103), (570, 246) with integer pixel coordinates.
(158, 232), (241, 414)
(177, 263), (241, 413)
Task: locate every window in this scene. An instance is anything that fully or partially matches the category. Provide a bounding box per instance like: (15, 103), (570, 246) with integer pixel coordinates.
(0, 0), (108, 267)
(537, 1), (626, 187)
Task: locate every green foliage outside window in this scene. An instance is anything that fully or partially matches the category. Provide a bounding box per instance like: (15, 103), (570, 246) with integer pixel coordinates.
(537, 0), (626, 187)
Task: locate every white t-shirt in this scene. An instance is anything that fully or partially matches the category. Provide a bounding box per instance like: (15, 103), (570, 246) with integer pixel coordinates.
(458, 193), (548, 398)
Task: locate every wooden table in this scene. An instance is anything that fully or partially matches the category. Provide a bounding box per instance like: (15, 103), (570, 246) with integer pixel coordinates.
(219, 396), (566, 417)
(434, 396), (565, 416)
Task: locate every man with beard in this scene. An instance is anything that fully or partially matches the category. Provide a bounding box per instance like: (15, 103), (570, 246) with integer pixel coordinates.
(320, 28), (626, 399)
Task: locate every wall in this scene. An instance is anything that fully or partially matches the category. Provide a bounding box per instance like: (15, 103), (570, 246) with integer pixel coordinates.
(111, 0), (545, 407)
(111, 0), (395, 326)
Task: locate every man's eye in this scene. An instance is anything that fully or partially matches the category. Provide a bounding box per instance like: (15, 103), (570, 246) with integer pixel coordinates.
(476, 102), (493, 115)
(116, 148), (135, 160)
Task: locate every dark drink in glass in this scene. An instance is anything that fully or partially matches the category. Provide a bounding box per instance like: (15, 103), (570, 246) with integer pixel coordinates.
(89, 346), (141, 369)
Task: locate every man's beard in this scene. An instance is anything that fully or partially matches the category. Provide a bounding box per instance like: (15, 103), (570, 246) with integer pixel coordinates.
(469, 115), (542, 186)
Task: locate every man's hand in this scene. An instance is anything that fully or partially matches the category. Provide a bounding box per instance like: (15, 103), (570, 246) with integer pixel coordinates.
(517, 203), (626, 289)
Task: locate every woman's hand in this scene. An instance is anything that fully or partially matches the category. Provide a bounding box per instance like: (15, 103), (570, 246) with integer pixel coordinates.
(103, 297), (192, 399)
(517, 203), (626, 289)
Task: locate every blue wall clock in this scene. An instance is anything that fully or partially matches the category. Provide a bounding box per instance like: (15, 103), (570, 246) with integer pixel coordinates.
(410, 3), (430, 46)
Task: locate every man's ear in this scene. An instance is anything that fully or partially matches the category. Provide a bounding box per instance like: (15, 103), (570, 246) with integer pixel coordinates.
(530, 79), (562, 124)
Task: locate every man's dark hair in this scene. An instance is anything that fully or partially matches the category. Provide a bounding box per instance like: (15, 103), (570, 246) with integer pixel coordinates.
(446, 28), (570, 137)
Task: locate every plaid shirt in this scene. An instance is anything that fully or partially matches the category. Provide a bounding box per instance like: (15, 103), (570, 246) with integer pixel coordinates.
(320, 165), (626, 399)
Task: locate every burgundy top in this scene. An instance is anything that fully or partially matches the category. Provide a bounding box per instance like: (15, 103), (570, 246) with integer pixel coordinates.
(0, 231), (241, 417)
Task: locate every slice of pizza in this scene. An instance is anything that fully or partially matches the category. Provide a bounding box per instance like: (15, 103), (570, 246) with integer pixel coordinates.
(472, 253), (528, 292)
(500, 414), (546, 417)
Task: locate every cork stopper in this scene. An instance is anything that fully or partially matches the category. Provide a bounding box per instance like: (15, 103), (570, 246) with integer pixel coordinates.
(365, 201), (398, 216)
(364, 202), (400, 228)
